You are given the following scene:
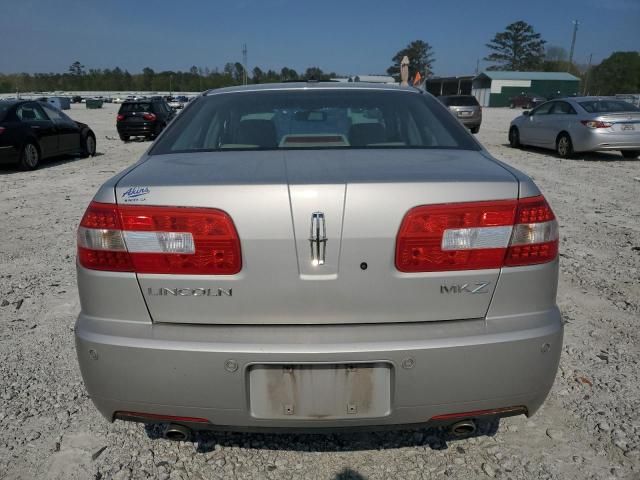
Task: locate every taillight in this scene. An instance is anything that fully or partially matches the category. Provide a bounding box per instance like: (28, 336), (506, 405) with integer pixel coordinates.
(580, 120), (612, 129)
(0, 126), (5, 134)
(143, 113), (157, 121)
(395, 195), (558, 272)
(116, 114), (125, 122)
(504, 196), (559, 266)
(77, 202), (242, 274)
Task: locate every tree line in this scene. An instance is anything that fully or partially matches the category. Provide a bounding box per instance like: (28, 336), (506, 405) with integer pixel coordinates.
(385, 21), (639, 95)
(0, 63), (336, 94)
(1, 21), (638, 96)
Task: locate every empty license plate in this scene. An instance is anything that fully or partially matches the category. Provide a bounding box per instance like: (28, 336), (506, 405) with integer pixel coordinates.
(249, 363), (391, 420)
(458, 111), (472, 116)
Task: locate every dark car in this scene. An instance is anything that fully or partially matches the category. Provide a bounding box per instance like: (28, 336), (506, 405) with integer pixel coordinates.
(116, 98), (175, 141)
(0, 100), (96, 170)
(438, 95), (482, 133)
(509, 94), (547, 109)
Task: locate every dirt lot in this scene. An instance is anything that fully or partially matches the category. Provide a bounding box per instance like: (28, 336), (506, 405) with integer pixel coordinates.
(1, 103), (639, 479)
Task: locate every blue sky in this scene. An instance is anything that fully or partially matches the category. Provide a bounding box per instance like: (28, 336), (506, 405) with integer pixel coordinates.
(1, 0), (638, 76)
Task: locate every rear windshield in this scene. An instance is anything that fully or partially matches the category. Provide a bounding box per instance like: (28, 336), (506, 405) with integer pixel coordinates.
(440, 96), (479, 107)
(119, 102), (152, 113)
(151, 90), (479, 154)
(579, 100), (639, 113)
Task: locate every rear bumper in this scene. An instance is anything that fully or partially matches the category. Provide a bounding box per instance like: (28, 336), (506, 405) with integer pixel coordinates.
(459, 117), (482, 128)
(572, 129), (640, 152)
(75, 308), (563, 431)
(0, 145), (20, 164)
(117, 123), (156, 137)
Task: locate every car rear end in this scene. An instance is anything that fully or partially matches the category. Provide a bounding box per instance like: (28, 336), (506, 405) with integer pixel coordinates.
(440, 95), (482, 132)
(76, 85), (562, 435)
(116, 101), (159, 138)
(570, 98), (640, 155)
(0, 102), (22, 164)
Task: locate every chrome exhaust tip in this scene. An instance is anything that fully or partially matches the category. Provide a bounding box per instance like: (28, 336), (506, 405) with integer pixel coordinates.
(450, 420), (477, 438)
(164, 423), (192, 442)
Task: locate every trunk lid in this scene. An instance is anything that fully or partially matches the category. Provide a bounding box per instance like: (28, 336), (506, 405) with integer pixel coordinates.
(596, 113), (640, 134)
(116, 149), (518, 325)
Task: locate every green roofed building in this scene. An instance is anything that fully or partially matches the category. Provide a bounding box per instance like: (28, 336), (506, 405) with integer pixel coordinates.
(472, 71), (581, 107)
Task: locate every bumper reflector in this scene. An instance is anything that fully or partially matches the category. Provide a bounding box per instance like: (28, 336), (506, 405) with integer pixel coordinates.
(114, 411), (210, 424)
(431, 406), (527, 421)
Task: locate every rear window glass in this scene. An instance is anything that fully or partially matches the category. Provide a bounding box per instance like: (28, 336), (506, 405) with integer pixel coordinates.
(579, 100), (639, 113)
(151, 90), (479, 154)
(119, 102), (152, 113)
(441, 96), (479, 107)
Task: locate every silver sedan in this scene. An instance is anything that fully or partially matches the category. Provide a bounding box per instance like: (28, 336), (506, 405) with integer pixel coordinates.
(509, 97), (640, 158)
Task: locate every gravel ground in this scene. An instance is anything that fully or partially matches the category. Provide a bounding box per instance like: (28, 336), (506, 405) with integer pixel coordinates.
(0, 103), (639, 480)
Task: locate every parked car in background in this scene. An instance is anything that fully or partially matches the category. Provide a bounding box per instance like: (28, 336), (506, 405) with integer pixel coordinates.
(72, 95), (83, 104)
(76, 83), (562, 440)
(509, 97), (640, 158)
(509, 94), (547, 109)
(168, 96), (187, 110)
(438, 95), (482, 133)
(38, 96), (71, 110)
(116, 97), (175, 141)
(0, 100), (96, 170)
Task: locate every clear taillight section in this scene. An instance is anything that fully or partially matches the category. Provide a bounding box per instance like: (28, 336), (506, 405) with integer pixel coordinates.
(396, 196), (558, 272)
(504, 196), (559, 266)
(78, 202), (241, 275)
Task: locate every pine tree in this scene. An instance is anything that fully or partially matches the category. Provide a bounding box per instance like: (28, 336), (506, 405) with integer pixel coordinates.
(484, 21), (546, 71)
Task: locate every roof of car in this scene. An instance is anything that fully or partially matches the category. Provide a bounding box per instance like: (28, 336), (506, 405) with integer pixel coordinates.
(476, 71), (580, 81)
(0, 99), (31, 107)
(205, 82), (418, 96)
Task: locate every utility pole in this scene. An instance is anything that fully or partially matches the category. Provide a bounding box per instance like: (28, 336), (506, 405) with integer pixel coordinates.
(242, 44), (248, 86)
(568, 20), (580, 69)
(583, 53), (593, 95)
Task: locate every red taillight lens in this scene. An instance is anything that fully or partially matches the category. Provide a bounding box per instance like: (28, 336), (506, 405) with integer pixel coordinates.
(77, 202), (242, 274)
(395, 195), (558, 272)
(580, 120), (612, 129)
(143, 113), (157, 121)
(77, 202), (134, 272)
(116, 114), (125, 122)
(0, 126), (5, 134)
(504, 196), (558, 266)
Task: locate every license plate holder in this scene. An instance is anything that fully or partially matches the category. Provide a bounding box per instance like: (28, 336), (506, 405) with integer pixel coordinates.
(248, 363), (392, 420)
(621, 124), (635, 131)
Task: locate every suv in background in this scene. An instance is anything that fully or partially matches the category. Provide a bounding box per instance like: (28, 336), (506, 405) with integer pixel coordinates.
(116, 98), (175, 141)
(509, 94), (547, 110)
(438, 95), (482, 133)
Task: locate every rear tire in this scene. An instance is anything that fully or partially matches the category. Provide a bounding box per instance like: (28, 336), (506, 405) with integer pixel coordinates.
(119, 134), (129, 142)
(81, 133), (96, 158)
(509, 127), (521, 148)
(19, 142), (40, 170)
(621, 150), (639, 159)
(470, 126), (480, 134)
(556, 133), (574, 158)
